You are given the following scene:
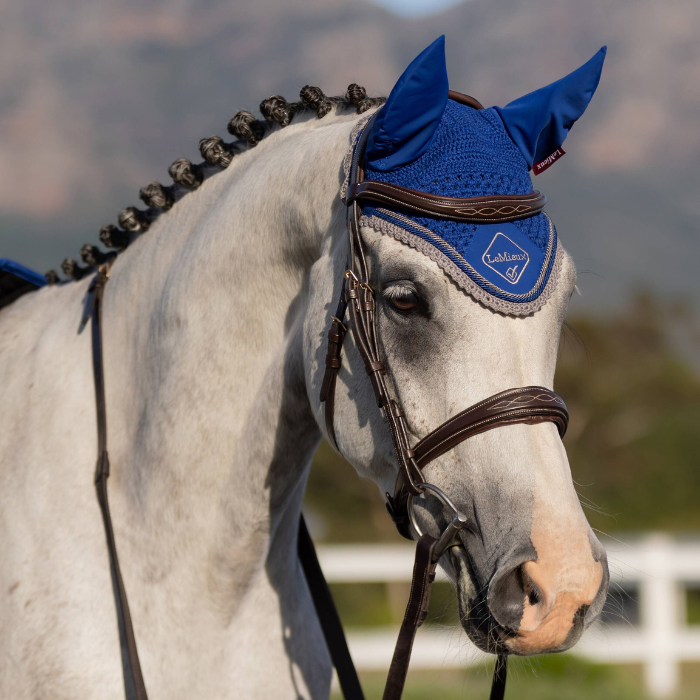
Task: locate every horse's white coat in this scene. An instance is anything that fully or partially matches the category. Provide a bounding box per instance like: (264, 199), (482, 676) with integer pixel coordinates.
(0, 107), (605, 698)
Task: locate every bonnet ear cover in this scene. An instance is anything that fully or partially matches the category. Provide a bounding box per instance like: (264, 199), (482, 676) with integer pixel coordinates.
(365, 36), (449, 172)
(490, 46), (607, 170)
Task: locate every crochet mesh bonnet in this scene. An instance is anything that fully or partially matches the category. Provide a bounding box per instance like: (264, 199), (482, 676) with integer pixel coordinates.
(343, 37), (606, 316)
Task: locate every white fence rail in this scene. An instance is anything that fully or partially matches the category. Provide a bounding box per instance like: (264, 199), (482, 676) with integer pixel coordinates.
(317, 534), (700, 698)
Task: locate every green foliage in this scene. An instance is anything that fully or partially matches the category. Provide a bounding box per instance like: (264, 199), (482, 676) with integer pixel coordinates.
(305, 440), (398, 542)
(556, 294), (700, 532)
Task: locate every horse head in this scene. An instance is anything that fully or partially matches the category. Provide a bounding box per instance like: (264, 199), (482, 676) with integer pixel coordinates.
(306, 37), (609, 657)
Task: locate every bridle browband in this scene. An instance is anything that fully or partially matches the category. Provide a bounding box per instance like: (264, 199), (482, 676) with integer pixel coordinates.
(84, 93), (568, 700)
(319, 103), (569, 699)
(346, 182), (547, 224)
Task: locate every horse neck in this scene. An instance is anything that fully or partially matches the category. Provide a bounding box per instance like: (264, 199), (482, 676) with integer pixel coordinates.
(99, 112), (357, 607)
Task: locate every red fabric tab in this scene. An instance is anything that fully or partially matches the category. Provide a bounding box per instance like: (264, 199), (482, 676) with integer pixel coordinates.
(533, 148), (566, 175)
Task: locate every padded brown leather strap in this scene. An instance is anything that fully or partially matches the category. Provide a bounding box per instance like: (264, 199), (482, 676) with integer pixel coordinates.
(87, 266), (149, 700)
(414, 386), (568, 468)
(346, 181), (546, 223)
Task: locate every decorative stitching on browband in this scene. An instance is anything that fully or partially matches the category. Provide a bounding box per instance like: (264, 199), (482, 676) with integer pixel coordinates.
(488, 391), (565, 411)
(350, 181), (544, 212)
(349, 187), (544, 222)
(361, 211), (563, 316)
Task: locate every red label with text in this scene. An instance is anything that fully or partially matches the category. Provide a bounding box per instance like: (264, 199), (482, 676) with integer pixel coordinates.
(533, 148), (566, 175)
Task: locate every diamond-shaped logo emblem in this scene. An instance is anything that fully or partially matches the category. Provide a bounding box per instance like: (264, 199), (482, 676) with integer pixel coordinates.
(481, 232), (530, 285)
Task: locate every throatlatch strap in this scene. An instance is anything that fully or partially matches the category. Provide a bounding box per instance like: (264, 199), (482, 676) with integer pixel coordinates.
(298, 516), (365, 700)
(88, 269), (149, 700)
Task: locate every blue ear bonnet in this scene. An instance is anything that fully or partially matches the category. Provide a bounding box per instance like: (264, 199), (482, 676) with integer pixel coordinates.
(348, 39), (606, 316)
(361, 100), (557, 315)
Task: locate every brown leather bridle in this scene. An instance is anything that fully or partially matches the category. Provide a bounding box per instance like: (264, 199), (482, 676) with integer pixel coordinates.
(318, 104), (570, 700)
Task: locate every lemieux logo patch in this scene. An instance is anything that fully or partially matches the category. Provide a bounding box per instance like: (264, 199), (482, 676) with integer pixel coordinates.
(533, 147), (566, 175)
(481, 232), (530, 285)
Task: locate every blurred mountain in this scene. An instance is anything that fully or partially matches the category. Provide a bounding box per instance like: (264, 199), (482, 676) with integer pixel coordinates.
(0, 0), (698, 310)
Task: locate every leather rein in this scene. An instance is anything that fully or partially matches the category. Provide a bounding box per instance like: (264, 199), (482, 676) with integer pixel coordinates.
(84, 95), (568, 700)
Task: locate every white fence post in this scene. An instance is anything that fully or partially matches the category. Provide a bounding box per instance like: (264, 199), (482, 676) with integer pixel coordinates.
(640, 534), (680, 698)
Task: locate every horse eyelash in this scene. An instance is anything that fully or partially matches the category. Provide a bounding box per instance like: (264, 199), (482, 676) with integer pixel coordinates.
(382, 283), (418, 300)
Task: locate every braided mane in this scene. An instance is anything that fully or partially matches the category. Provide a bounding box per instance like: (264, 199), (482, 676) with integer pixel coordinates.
(48, 85), (384, 283)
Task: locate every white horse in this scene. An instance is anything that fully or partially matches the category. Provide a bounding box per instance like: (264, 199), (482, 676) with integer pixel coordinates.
(0, 46), (608, 699)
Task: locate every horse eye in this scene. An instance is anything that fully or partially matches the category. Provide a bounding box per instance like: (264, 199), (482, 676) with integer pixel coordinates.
(388, 291), (418, 311)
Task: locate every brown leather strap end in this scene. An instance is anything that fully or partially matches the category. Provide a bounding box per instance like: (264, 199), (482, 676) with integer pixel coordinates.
(382, 535), (438, 700)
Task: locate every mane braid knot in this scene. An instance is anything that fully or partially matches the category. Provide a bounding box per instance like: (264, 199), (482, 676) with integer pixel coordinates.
(346, 84), (373, 114)
(169, 158), (203, 189)
(140, 181), (175, 210)
(61, 258), (91, 281)
(260, 95), (294, 127)
(99, 224), (130, 251)
(199, 135), (234, 168)
(45, 270), (60, 285)
(300, 86), (332, 118)
(118, 206), (150, 233)
(80, 243), (111, 267)
(228, 111), (266, 146)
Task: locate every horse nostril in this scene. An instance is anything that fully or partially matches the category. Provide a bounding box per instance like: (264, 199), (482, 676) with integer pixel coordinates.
(575, 603), (589, 625)
(487, 561), (532, 633)
(522, 568), (542, 607)
(527, 586), (540, 607)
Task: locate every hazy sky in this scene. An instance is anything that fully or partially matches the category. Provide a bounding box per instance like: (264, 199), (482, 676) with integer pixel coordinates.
(370, 0), (466, 17)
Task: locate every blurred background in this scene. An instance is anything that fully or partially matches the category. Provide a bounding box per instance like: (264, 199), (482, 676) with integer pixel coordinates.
(1, 0), (698, 697)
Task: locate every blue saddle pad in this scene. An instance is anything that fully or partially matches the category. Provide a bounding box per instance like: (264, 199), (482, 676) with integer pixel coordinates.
(0, 258), (46, 310)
